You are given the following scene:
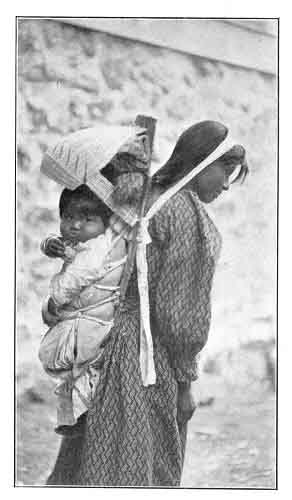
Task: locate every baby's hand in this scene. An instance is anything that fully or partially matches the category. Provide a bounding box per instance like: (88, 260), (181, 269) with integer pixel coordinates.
(42, 236), (65, 258)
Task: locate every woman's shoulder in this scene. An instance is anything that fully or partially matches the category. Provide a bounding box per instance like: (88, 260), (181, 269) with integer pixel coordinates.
(154, 189), (198, 222)
(149, 190), (198, 242)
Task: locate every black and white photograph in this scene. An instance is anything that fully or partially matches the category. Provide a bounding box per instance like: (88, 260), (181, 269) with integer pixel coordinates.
(15, 17), (278, 488)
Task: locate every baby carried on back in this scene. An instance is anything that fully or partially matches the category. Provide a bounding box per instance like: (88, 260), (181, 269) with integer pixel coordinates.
(39, 191), (128, 432)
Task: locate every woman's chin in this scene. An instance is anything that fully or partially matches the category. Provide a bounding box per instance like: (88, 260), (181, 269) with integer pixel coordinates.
(198, 192), (220, 204)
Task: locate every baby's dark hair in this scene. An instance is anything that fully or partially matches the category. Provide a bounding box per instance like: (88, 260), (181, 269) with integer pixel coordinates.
(59, 184), (113, 223)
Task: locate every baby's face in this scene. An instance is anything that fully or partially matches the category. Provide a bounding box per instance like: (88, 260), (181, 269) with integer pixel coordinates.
(60, 198), (105, 243)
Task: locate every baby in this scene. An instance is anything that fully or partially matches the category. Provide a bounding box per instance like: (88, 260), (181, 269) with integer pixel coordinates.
(39, 185), (128, 436)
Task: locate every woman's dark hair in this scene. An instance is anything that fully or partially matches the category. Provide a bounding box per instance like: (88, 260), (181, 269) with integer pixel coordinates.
(152, 120), (248, 189)
(59, 184), (113, 223)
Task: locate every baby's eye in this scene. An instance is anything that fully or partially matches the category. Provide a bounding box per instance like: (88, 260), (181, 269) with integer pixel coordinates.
(63, 214), (73, 221)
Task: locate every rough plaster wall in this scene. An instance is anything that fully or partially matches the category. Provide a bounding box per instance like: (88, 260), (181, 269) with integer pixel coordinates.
(17, 19), (277, 391)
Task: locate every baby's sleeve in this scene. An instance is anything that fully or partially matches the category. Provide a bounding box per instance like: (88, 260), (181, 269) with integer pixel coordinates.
(50, 235), (109, 307)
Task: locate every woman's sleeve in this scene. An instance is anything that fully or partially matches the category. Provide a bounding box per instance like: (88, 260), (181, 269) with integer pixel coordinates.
(154, 196), (212, 383)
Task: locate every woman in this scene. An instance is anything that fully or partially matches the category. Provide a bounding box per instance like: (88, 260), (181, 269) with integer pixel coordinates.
(46, 120), (248, 486)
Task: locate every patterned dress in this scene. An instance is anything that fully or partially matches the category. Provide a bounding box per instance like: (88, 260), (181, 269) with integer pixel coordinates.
(47, 190), (222, 487)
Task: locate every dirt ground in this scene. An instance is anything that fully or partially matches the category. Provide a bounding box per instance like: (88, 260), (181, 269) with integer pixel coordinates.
(182, 385), (276, 488)
(16, 375), (276, 489)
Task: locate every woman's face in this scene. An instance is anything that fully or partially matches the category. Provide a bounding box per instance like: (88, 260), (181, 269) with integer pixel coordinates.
(191, 160), (236, 203)
(60, 198), (105, 243)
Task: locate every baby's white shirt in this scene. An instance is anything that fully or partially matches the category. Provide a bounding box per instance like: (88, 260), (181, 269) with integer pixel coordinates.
(50, 228), (116, 307)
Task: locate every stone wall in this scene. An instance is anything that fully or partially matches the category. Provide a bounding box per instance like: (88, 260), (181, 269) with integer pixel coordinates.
(17, 19), (277, 391)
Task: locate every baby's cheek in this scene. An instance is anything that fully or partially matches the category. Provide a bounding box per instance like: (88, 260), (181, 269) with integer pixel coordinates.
(60, 222), (69, 238)
(83, 224), (103, 240)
